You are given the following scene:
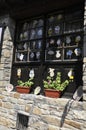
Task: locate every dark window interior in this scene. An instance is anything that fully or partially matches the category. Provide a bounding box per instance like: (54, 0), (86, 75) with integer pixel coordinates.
(11, 5), (84, 98)
(0, 25), (5, 59)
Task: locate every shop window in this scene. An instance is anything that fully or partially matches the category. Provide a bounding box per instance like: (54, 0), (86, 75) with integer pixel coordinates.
(11, 5), (83, 98)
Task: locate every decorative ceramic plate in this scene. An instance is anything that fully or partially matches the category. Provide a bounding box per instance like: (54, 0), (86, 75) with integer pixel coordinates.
(5, 84), (14, 92)
(48, 50), (54, 55)
(34, 86), (41, 95)
(75, 35), (81, 43)
(74, 48), (81, 56)
(66, 36), (71, 44)
(54, 26), (60, 34)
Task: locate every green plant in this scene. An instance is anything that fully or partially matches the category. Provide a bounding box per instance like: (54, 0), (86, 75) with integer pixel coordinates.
(43, 72), (69, 91)
(17, 78), (34, 88)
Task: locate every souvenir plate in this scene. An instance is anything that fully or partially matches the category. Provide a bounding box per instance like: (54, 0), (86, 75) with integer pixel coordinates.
(6, 84), (14, 92)
(48, 16), (54, 23)
(54, 26), (60, 34)
(48, 50), (54, 55)
(66, 36), (71, 44)
(37, 40), (42, 49)
(30, 29), (36, 39)
(32, 20), (38, 28)
(57, 39), (61, 46)
(37, 28), (43, 38)
(36, 51), (40, 60)
(50, 39), (54, 44)
(34, 86), (41, 95)
(75, 35), (81, 43)
(38, 19), (44, 26)
(74, 48), (81, 56)
(48, 27), (53, 36)
(29, 52), (35, 59)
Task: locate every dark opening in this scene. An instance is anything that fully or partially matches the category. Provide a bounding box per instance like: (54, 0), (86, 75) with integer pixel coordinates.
(16, 113), (29, 130)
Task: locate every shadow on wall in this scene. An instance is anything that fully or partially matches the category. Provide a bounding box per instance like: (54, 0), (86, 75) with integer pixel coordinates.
(59, 86), (83, 129)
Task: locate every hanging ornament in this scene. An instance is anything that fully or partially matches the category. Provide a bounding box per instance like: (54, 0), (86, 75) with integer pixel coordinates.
(29, 69), (35, 78)
(49, 68), (55, 77)
(17, 68), (21, 78)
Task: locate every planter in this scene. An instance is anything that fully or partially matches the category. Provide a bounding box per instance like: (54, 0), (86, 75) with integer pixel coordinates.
(44, 89), (61, 98)
(16, 86), (31, 94)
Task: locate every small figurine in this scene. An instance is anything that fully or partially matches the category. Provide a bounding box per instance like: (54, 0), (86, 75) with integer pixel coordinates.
(49, 68), (55, 77)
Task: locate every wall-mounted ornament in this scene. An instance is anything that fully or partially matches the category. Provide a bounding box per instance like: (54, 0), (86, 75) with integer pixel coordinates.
(29, 69), (35, 78)
(66, 50), (73, 59)
(56, 50), (61, 58)
(75, 35), (81, 43)
(66, 36), (71, 45)
(54, 25), (60, 34)
(30, 29), (36, 39)
(36, 51), (40, 60)
(57, 39), (61, 46)
(23, 43), (27, 50)
(49, 16), (54, 23)
(74, 48), (81, 56)
(37, 28), (42, 37)
(20, 53), (24, 61)
(68, 69), (74, 81)
(49, 68), (55, 77)
(34, 86), (41, 95)
(48, 27), (53, 36)
(5, 84), (14, 92)
(50, 39), (54, 44)
(36, 40), (42, 49)
(17, 68), (21, 78)
(38, 19), (43, 26)
(48, 50), (54, 55)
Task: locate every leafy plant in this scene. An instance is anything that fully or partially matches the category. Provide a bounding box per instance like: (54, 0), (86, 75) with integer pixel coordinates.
(17, 78), (34, 88)
(43, 72), (69, 91)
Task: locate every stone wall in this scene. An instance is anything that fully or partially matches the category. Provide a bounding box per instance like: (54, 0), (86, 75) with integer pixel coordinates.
(0, 15), (15, 88)
(83, 0), (86, 101)
(0, 91), (86, 130)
